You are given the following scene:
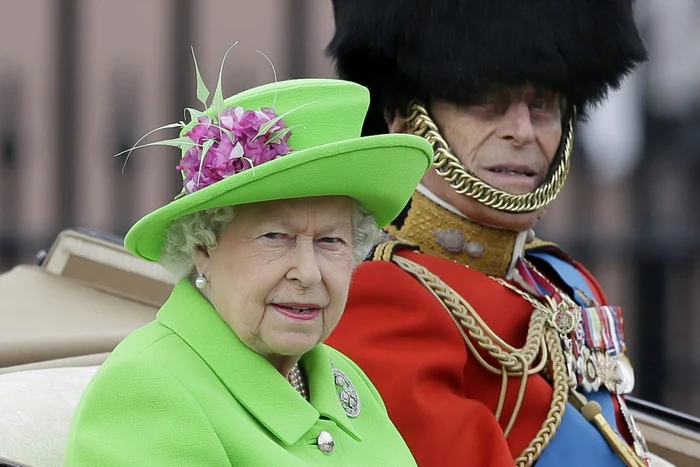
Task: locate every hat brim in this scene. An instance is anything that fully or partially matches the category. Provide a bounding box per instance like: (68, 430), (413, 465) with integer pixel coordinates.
(124, 134), (432, 261)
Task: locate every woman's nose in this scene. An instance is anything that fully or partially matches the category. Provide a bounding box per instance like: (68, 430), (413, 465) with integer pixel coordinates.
(285, 240), (322, 287)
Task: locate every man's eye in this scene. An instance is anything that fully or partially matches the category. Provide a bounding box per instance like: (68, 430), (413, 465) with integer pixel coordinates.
(530, 100), (548, 110)
(471, 93), (494, 105)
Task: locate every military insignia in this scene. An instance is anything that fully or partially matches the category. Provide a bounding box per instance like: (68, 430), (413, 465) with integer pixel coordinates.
(577, 346), (602, 392)
(607, 356), (636, 395)
(549, 300), (579, 335)
(331, 361), (361, 418)
(581, 305), (626, 355)
(433, 229), (468, 253)
(565, 305), (635, 395)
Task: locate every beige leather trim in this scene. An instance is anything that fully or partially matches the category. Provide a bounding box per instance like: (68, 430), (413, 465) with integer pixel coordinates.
(42, 230), (175, 307)
(632, 408), (700, 466)
(0, 353), (110, 375)
(0, 456), (31, 467)
(0, 266), (156, 368)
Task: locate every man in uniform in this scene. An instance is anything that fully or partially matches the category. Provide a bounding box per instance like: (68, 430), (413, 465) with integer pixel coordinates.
(324, 0), (652, 465)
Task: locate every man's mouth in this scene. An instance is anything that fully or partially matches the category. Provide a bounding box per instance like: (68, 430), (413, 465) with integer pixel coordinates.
(478, 164), (542, 194)
(486, 165), (537, 177)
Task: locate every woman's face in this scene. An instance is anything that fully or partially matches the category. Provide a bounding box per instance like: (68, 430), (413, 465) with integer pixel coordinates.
(194, 196), (356, 365)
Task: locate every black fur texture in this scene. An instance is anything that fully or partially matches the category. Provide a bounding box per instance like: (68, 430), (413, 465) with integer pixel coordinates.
(327, 0), (648, 135)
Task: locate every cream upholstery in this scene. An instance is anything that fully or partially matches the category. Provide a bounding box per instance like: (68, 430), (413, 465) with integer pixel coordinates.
(649, 452), (677, 467)
(0, 364), (680, 467)
(0, 366), (98, 467)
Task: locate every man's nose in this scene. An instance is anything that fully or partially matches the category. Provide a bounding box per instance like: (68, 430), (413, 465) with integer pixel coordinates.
(496, 102), (536, 147)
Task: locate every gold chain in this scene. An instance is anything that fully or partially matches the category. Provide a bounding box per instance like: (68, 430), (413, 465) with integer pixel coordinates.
(405, 102), (575, 214)
(490, 275), (556, 315)
(391, 256), (568, 466)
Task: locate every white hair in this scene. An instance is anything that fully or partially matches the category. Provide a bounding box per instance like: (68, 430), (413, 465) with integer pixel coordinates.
(160, 200), (380, 280)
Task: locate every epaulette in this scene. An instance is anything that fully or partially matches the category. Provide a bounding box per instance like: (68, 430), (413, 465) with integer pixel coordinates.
(524, 237), (580, 268)
(366, 233), (420, 262)
(524, 237), (561, 252)
(371, 240), (420, 262)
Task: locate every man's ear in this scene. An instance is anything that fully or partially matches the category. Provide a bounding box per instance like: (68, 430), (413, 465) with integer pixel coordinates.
(387, 110), (410, 134)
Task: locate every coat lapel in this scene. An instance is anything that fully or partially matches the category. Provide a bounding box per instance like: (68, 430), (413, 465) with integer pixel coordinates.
(157, 281), (360, 445)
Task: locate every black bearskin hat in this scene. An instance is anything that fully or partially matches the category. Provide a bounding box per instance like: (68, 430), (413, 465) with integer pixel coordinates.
(327, 0), (648, 135)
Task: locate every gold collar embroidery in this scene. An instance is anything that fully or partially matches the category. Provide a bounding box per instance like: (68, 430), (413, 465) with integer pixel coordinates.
(385, 192), (524, 277)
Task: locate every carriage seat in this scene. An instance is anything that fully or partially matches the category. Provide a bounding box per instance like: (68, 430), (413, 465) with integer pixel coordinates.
(0, 366), (99, 467)
(0, 365), (681, 467)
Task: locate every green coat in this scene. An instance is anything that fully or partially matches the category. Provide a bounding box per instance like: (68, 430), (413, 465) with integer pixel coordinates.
(64, 281), (417, 466)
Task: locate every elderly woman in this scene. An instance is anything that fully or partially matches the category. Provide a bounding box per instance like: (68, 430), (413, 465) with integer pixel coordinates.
(63, 65), (432, 465)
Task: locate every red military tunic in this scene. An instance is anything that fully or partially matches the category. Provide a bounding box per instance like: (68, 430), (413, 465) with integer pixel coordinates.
(325, 193), (639, 466)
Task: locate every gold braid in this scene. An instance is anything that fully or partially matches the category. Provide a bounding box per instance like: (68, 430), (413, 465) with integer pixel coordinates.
(371, 239), (420, 263)
(372, 241), (406, 262)
(514, 326), (570, 466)
(392, 256), (569, 466)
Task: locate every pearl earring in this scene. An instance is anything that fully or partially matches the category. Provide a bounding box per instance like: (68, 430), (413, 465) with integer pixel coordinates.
(195, 273), (208, 289)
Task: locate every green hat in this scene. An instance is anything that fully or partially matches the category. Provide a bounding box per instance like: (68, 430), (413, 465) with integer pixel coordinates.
(123, 76), (432, 262)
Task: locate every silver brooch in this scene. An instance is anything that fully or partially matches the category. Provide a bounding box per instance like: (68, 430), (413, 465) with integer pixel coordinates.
(331, 361), (361, 418)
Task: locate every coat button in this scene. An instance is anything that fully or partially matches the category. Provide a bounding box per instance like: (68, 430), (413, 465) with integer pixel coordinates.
(317, 430), (335, 454)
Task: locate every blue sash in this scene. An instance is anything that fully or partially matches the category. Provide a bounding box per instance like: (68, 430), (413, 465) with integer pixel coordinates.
(536, 391), (625, 466)
(526, 251), (595, 307)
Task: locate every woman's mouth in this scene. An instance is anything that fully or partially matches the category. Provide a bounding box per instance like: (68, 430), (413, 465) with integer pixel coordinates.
(272, 303), (321, 321)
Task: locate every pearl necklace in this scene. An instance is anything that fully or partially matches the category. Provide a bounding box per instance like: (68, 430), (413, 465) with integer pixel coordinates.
(287, 363), (309, 401)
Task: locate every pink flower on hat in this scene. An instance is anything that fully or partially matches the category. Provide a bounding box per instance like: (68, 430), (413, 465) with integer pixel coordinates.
(185, 116), (220, 145)
(176, 105), (293, 195)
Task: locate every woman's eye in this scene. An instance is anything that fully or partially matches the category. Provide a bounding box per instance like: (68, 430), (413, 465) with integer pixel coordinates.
(262, 232), (287, 240)
(318, 237), (346, 246)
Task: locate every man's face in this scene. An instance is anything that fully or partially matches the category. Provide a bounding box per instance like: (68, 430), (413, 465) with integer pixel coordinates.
(391, 84), (563, 232)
